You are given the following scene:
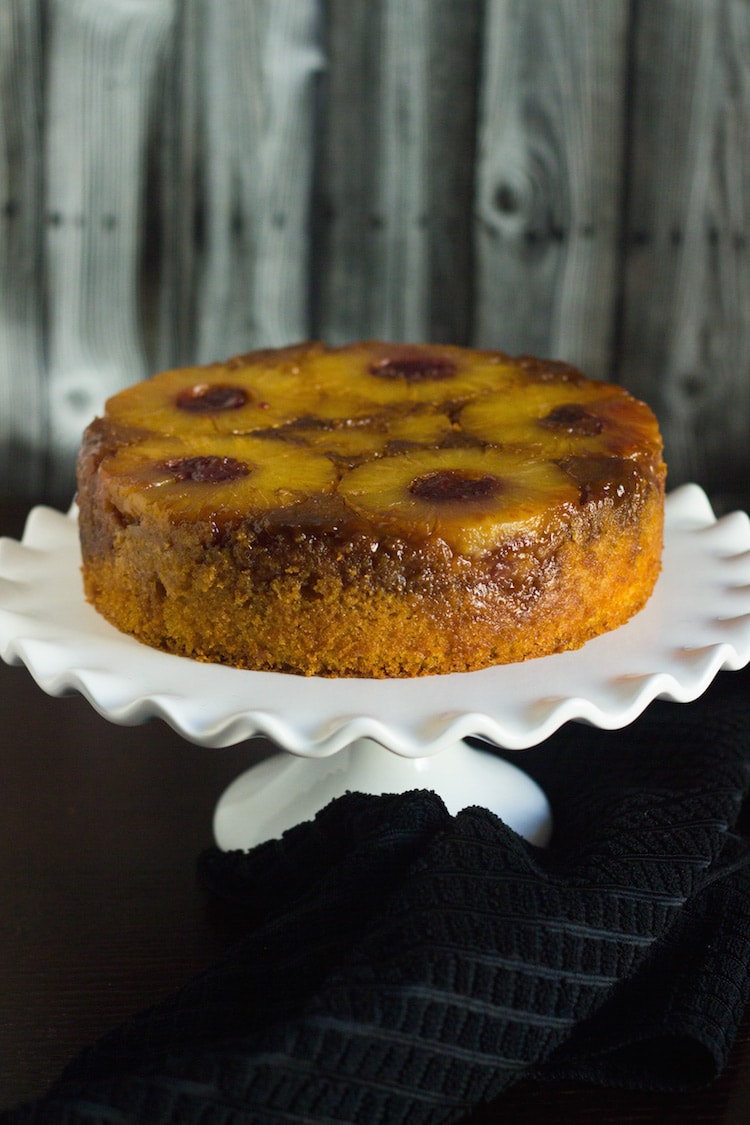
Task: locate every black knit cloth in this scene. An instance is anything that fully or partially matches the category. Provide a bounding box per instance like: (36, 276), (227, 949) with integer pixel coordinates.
(5, 667), (750, 1124)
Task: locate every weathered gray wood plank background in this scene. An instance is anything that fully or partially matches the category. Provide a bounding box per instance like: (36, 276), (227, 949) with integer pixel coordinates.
(1, 0), (749, 507)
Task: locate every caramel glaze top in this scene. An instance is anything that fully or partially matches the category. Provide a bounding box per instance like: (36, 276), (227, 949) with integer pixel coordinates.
(77, 341), (666, 591)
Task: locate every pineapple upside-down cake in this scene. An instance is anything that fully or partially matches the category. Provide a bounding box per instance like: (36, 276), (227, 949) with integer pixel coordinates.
(77, 341), (666, 678)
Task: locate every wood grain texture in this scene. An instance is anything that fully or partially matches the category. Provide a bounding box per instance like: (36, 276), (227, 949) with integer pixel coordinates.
(43, 0), (175, 496)
(155, 0), (323, 368)
(618, 0), (750, 493)
(149, 0), (201, 373)
(0, 1), (45, 499)
(474, 0), (629, 379)
(314, 0), (481, 344)
(0, 0), (748, 506)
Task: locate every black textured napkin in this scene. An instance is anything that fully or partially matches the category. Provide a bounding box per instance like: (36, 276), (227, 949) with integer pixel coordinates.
(4, 667), (750, 1124)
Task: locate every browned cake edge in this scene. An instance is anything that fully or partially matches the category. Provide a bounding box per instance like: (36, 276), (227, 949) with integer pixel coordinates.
(78, 484), (664, 677)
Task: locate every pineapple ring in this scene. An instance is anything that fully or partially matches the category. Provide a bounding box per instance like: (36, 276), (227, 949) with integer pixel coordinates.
(458, 381), (620, 457)
(105, 364), (327, 437)
(338, 446), (580, 555)
(99, 434), (338, 522)
(297, 341), (529, 416)
(103, 342), (518, 438)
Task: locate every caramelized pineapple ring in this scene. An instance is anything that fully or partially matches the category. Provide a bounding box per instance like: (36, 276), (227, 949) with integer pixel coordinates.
(99, 435), (338, 522)
(458, 380), (611, 454)
(338, 446), (579, 555)
(459, 379), (660, 461)
(301, 341), (527, 417)
(104, 363), (326, 437)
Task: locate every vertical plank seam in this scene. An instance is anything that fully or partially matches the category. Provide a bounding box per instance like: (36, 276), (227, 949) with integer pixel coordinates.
(611, 0), (639, 387)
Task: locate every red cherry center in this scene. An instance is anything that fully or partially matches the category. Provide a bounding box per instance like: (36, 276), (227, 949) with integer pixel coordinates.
(540, 404), (603, 436)
(370, 356), (457, 384)
(176, 384), (248, 413)
(409, 469), (501, 502)
(164, 455), (251, 483)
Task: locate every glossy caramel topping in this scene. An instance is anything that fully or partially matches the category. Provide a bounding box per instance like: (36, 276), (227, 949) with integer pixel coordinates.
(560, 454), (643, 504)
(89, 342), (665, 556)
(164, 455), (251, 483)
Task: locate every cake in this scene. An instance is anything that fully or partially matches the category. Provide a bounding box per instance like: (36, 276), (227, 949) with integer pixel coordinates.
(77, 340), (666, 678)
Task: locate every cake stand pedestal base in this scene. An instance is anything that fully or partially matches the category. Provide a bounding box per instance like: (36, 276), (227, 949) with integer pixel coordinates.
(213, 737), (552, 851)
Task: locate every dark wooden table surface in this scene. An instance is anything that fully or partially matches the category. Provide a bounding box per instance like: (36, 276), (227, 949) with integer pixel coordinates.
(1, 500), (750, 1122)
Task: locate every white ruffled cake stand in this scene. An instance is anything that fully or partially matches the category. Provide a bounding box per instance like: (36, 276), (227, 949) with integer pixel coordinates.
(1, 484), (749, 850)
